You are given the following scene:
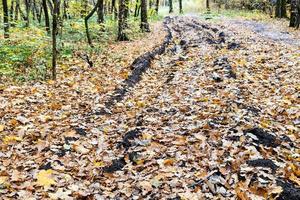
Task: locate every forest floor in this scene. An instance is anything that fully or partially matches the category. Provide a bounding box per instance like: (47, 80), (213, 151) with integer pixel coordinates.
(0, 16), (300, 199)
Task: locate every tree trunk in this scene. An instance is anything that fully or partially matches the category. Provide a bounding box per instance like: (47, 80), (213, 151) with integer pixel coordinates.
(155, 0), (159, 14)
(111, 0), (117, 20)
(85, 0), (101, 46)
(97, 0), (104, 23)
(18, 3), (27, 20)
(140, 0), (150, 32)
(37, 5), (42, 23)
(179, 0), (182, 13)
(106, 0), (110, 15)
(15, 0), (19, 21)
(62, 0), (68, 19)
(276, 0), (287, 18)
(2, 0), (9, 38)
(290, 0), (300, 28)
(276, 0), (281, 17)
(47, 0), (53, 14)
(31, 0), (37, 21)
(206, 0), (210, 12)
(10, 0), (15, 21)
(25, 0), (30, 27)
(42, 0), (50, 33)
(134, 0), (141, 17)
(52, 0), (59, 80)
(281, 0), (287, 17)
(168, 0), (173, 13)
(124, 0), (129, 20)
(118, 0), (129, 41)
(297, 0), (300, 28)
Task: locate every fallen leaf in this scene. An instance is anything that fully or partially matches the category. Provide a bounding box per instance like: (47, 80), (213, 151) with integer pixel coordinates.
(73, 144), (90, 154)
(49, 188), (72, 200)
(16, 115), (29, 124)
(289, 173), (300, 186)
(290, 163), (300, 177)
(36, 170), (56, 187)
(163, 158), (175, 166)
(0, 125), (5, 132)
(2, 136), (22, 144)
(0, 176), (8, 185)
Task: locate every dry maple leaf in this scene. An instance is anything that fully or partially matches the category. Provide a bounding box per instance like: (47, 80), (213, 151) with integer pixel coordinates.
(0, 176), (8, 185)
(136, 101), (146, 108)
(139, 181), (152, 195)
(36, 170), (56, 187)
(289, 173), (300, 186)
(0, 125), (5, 132)
(2, 136), (22, 144)
(235, 182), (250, 200)
(73, 144), (90, 154)
(16, 115), (29, 124)
(49, 188), (72, 200)
(290, 163), (300, 177)
(163, 158), (175, 166)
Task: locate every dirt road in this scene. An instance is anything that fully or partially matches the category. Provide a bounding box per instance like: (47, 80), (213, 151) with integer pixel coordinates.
(90, 16), (300, 199)
(1, 16), (299, 199)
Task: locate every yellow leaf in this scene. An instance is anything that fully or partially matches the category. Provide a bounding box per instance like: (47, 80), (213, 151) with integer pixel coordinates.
(142, 133), (152, 140)
(235, 183), (250, 200)
(290, 164), (300, 177)
(36, 170), (56, 187)
(49, 102), (62, 110)
(9, 119), (19, 127)
(94, 161), (105, 167)
(2, 136), (22, 144)
(0, 176), (8, 184)
(0, 125), (4, 132)
(136, 101), (145, 108)
(260, 120), (270, 128)
(135, 159), (144, 165)
(197, 97), (209, 102)
(163, 158), (175, 166)
(289, 173), (300, 186)
(195, 170), (207, 178)
(237, 59), (247, 66)
(120, 71), (129, 79)
(47, 80), (56, 85)
(103, 127), (109, 133)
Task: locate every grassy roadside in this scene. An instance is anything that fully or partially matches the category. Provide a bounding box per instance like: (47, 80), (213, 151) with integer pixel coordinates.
(1, 5), (295, 83)
(0, 14), (164, 83)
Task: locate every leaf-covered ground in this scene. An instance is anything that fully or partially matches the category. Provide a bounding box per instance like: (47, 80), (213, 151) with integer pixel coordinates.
(0, 16), (299, 199)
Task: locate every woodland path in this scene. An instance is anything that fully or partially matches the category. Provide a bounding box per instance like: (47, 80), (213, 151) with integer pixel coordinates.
(229, 19), (300, 46)
(0, 16), (299, 199)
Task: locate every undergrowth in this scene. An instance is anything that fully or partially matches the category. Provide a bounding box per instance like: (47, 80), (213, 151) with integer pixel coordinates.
(0, 14), (163, 83)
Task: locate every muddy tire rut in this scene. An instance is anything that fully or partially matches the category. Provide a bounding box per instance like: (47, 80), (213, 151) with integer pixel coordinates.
(85, 16), (300, 199)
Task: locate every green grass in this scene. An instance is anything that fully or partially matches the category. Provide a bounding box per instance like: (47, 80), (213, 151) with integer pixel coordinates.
(208, 9), (270, 20)
(0, 14), (162, 82)
(0, 26), (50, 80)
(0, 3), (271, 82)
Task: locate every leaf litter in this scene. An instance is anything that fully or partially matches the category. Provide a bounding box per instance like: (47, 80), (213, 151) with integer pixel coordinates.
(0, 16), (299, 199)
